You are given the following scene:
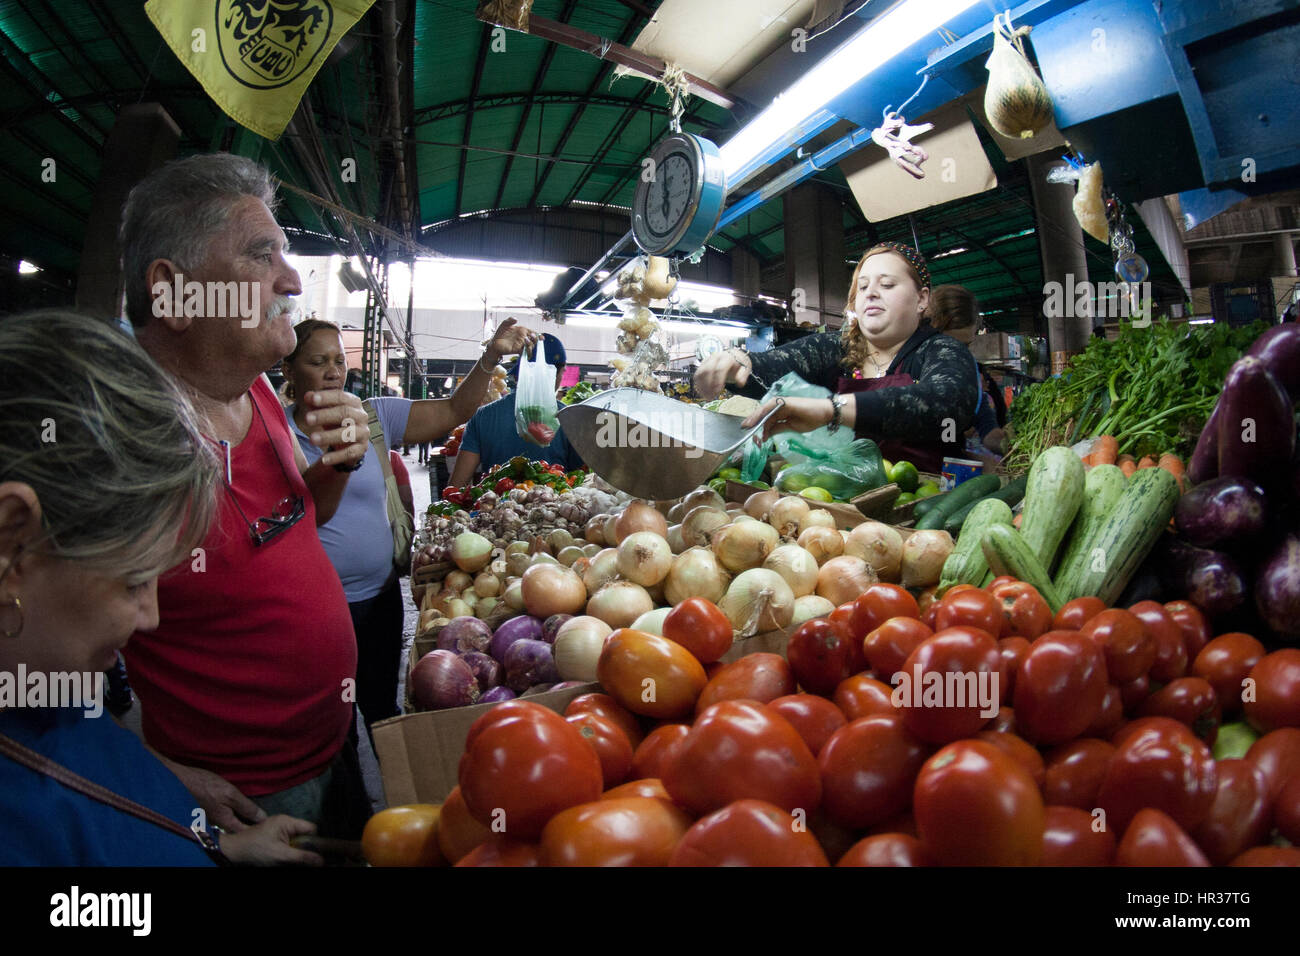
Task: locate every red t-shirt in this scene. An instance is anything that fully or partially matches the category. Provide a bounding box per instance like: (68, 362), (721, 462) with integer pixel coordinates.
(389, 451), (410, 489)
(122, 377), (357, 796)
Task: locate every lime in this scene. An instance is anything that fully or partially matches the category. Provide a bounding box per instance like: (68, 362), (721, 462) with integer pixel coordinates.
(889, 460), (920, 494)
(894, 491), (917, 505)
(777, 472), (810, 493)
(881, 459), (894, 476)
(750, 480), (770, 490)
(800, 487), (834, 502)
(708, 477), (729, 496)
(916, 481), (941, 499)
(717, 467), (743, 482)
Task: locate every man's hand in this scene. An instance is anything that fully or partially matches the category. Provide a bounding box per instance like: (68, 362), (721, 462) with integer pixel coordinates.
(486, 317), (537, 363)
(742, 396), (835, 442)
(163, 759), (267, 832)
(300, 388), (369, 468)
(694, 350), (749, 401)
(219, 815), (324, 867)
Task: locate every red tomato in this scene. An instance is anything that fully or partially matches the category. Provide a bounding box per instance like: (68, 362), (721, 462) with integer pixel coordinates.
(933, 587), (1003, 636)
(818, 714), (930, 829)
(805, 808), (858, 865)
(984, 576), (1015, 591)
(919, 592), (940, 629)
(459, 703), (604, 839)
(565, 692), (645, 749)
(988, 580), (1053, 640)
(662, 700), (821, 816)
(668, 799), (829, 866)
(1013, 630), (1108, 745)
(1118, 674), (1153, 714)
(1083, 684), (1125, 738)
(1097, 717), (1217, 833)
(1129, 600), (1188, 682)
(851, 583), (921, 640)
(975, 730), (1045, 789)
(661, 597), (733, 664)
(1116, 808), (1210, 866)
(601, 778), (673, 802)
(985, 706), (1016, 735)
(768, 694), (847, 757)
(539, 797), (693, 866)
(1192, 632), (1265, 718)
(1188, 759), (1271, 866)
(1276, 775), (1300, 845)
(1245, 727), (1300, 804)
(597, 629), (708, 719)
(898, 626), (1001, 745)
(565, 712), (635, 788)
(454, 840), (540, 867)
(1137, 676), (1221, 745)
(694, 652), (796, 713)
(863, 616), (933, 681)
(786, 617), (858, 697)
(1243, 649), (1300, 733)
(463, 699), (547, 752)
(1229, 847), (1300, 866)
(836, 833), (931, 867)
(631, 724), (690, 781)
(1053, 596), (1106, 631)
(996, 636), (1030, 704)
(437, 785), (498, 864)
(1163, 600), (1211, 660)
(361, 805), (444, 867)
(1043, 739), (1115, 810)
(832, 674), (897, 721)
(827, 602), (869, 675)
(913, 739), (1044, 866)
(1079, 609), (1154, 683)
(1040, 805), (1116, 866)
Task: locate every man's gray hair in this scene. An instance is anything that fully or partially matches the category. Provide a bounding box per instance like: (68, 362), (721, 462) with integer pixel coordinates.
(119, 153), (279, 329)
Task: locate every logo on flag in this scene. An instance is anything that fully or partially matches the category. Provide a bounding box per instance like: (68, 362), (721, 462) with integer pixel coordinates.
(218, 0), (333, 90)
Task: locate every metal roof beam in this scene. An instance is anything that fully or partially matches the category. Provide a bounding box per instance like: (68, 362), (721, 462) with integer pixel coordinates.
(455, 24), (493, 218)
(560, 84), (654, 207)
(414, 91), (675, 123)
(592, 97), (710, 207)
(0, 31), (103, 153)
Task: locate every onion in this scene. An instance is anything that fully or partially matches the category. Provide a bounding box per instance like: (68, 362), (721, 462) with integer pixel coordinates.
(615, 500), (669, 544)
(506, 551), (530, 577)
(681, 506), (730, 548)
(541, 614), (573, 644)
(719, 568), (795, 636)
(646, 579), (667, 606)
(582, 548), (620, 593)
(505, 540), (530, 558)
(451, 531), (492, 573)
(488, 614), (544, 663)
(504, 639), (559, 693)
(744, 489), (780, 521)
(529, 535), (553, 557)
(798, 508), (837, 534)
(522, 683), (556, 697)
(666, 524), (685, 554)
(845, 521), (904, 581)
(556, 546), (586, 567)
(552, 681), (587, 691)
(900, 530), (954, 588)
(548, 529), (576, 553)
(663, 547), (730, 605)
(584, 516), (607, 546)
(602, 514), (621, 545)
(630, 607), (672, 636)
(763, 544), (820, 598)
(411, 650), (480, 709)
(712, 519), (779, 573)
(445, 570), (472, 592)
(436, 616), (493, 654)
(731, 514), (758, 524)
(446, 598), (474, 619)
(502, 578), (525, 611)
(798, 526), (844, 564)
(816, 555), (878, 606)
(431, 587), (459, 616)
(461, 586), (478, 604)
(682, 487), (725, 514)
(667, 502), (686, 523)
(480, 686), (516, 704)
(725, 504), (745, 517)
(529, 552), (559, 568)
(570, 556), (592, 579)
(791, 594), (835, 626)
(521, 563), (586, 618)
(552, 616), (612, 682)
(460, 651), (502, 690)
(585, 581), (654, 630)
(473, 571), (501, 598)
(768, 496), (810, 537)
(474, 596), (499, 619)
(582, 543), (601, 558)
(616, 531), (673, 587)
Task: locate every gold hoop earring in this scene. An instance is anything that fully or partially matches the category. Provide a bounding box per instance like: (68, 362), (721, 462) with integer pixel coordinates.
(1, 596), (23, 640)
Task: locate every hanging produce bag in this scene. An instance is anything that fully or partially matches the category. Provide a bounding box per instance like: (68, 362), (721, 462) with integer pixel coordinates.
(514, 342), (560, 446)
(984, 12), (1054, 140)
(774, 438), (888, 501)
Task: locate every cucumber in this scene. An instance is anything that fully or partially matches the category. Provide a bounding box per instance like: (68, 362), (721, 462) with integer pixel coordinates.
(914, 474), (1002, 530)
(939, 497), (1014, 590)
(1054, 467), (1181, 606)
(912, 491), (949, 520)
(942, 475), (1029, 535)
(1052, 464), (1128, 592)
(980, 523), (1066, 612)
(1018, 447), (1086, 573)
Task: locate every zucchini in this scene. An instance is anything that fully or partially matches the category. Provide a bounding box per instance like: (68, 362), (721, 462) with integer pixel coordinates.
(1018, 447), (1086, 573)
(939, 497), (1014, 590)
(1052, 464), (1128, 592)
(1054, 467), (1181, 606)
(942, 475), (1029, 535)
(980, 524), (1066, 613)
(914, 474), (1002, 530)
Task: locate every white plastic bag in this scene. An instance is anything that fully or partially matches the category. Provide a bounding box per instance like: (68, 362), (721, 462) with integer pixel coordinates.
(514, 342), (560, 446)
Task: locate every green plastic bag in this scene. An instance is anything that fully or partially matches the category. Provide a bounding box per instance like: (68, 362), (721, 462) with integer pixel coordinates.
(773, 438), (887, 501)
(737, 372), (855, 481)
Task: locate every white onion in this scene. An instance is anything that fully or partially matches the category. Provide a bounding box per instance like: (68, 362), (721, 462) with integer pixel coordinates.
(615, 500), (669, 544)
(744, 489), (780, 521)
(445, 570), (472, 592)
(816, 555), (878, 606)
(616, 531), (673, 587)
(900, 530), (954, 588)
(582, 543), (601, 558)
(505, 540), (530, 558)
(549, 528), (576, 552)
(667, 501), (686, 523)
(712, 519), (779, 573)
(646, 578), (667, 607)
(731, 514), (759, 524)
(528, 552), (559, 567)
(763, 544), (820, 598)
(585, 516), (607, 546)
(474, 596), (499, 619)
(664, 547), (730, 606)
(768, 496), (810, 537)
(556, 545), (586, 568)
(682, 487), (725, 514)
(521, 563), (587, 617)
(505, 551), (529, 578)
(681, 505), (730, 548)
(502, 579), (526, 612)
(446, 598), (474, 619)
(798, 508), (837, 534)
(461, 586), (478, 604)
(719, 568), (795, 636)
(791, 594), (835, 626)
(552, 616), (613, 682)
(630, 607), (672, 636)
(666, 523), (685, 554)
(582, 547), (620, 593)
(798, 526), (845, 564)
(432, 587), (458, 616)
(845, 521), (904, 581)
(451, 531), (492, 573)
(586, 581), (654, 630)
(473, 571), (501, 598)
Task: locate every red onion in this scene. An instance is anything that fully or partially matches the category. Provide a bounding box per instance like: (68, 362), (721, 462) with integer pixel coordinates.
(460, 651), (502, 690)
(504, 638), (559, 693)
(480, 686), (516, 704)
(552, 681), (588, 690)
(488, 615), (544, 663)
(436, 616), (494, 654)
(521, 683), (557, 697)
(542, 614), (574, 644)
(410, 650), (480, 710)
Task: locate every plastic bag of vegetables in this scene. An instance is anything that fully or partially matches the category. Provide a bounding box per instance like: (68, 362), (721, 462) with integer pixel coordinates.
(983, 11), (1054, 140)
(514, 340), (561, 446)
(773, 438), (888, 501)
(738, 372), (856, 483)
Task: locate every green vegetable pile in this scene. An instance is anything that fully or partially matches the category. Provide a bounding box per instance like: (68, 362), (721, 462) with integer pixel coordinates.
(559, 382), (597, 405)
(1005, 317), (1268, 474)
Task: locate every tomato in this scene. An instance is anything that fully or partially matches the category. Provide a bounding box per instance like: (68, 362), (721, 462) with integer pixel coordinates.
(832, 674), (897, 721)
(662, 700), (821, 816)
(1229, 846), (1300, 866)
(602, 778), (673, 802)
(668, 799), (829, 866)
(805, 808), (858, 865)
(661, 597), (733, 664)
(631, 723), (690, 781)
(996, 636), (1030, 704)
(1040, 806), (1116, 866)
(851, 584), (921, 641)
(1097, 717), (1217, 833)
(1137, 677), (1220, 745)
(1129, 600), (1188, 682)
(768, 694), (847, 757)
(566, 712), (634, 788)
(597, 629), (708, 719)
(463, 699), (548, 752)
(437, 785), (498, 864)
(1188, 759), (1271, 866)
(1163, 600), (1211, 660)
(818, 714), (929, 829)
(361, 805), (444, 867)
(836, 833), (931, 867)
(1275, 775), (1300, 845)
(565, 692), (645, 749)
(1043, 739), (1115, 810)
(1243, 649), (1300, 734)
(1118, 674), (1153, 714)
(539, 797), (692, 866)
(694, 652), (796, 713)
(988, 580), (1053, 640)
(898, 626), (1001, 745)
(826, 602), (868, 674)
(1013, 631), (1108, 745)
(1078, 609), (1153, 683)
(974, 730), (1045, 789)
(1053, 596), (1106, 631)
(454, 840), (540, 867)
(459, 703), (604, 839)
(863, 617), (933, 681)
(985, 706), (1016, 735)
(1084, 684), (1125, 738)
(913, 739), (1044, 866)
(1192, 632), (1265, 718)
(919, 593), (940, 630)
(1116, 808), (1210, 866)
(786, 617), (858, 697)
(985, 575), (1017, 591)
(1245, 727), (1300, 804)
(933, 587), (1003, 636)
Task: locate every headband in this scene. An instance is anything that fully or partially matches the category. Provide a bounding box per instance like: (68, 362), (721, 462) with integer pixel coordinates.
(870, 242), (931, 290)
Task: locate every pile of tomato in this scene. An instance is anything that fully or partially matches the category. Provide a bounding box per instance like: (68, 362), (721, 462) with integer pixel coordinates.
(363, 580), (1300, 867)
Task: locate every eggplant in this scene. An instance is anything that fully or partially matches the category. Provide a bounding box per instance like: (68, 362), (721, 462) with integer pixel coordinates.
(1163, 538), (1248, 618)
(1255, 534), (1300, 642)
(1247, 324), (1300, 399)
(1216, 357), (1295, 483)
(1174, 476), (1267, 548)
(1188, 400), (1221, 485)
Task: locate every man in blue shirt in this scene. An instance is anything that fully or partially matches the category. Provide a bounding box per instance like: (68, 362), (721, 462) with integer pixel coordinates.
(448, 333), (584, 488)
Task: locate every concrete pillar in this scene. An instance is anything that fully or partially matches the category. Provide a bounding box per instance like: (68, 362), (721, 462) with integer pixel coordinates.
(75, 104), (181, 321)
(1276, 233), (1298, 277)
(1027, 154), (1091, 369)
(729, 246), (761, 300)
(783, 182), (847, 327)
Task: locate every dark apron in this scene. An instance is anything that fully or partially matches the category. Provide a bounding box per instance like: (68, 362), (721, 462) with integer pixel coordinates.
(836, 372), (969, 475)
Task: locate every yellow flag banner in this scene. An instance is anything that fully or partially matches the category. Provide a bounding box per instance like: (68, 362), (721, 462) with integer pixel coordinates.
(144, 0), (377, 140)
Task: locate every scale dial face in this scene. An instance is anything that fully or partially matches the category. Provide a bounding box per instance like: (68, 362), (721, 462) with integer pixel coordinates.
(632, 133), (720, 256)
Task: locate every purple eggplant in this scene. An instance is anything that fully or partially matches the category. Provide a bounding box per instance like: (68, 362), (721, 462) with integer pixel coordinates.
(503, 638), (558, 693)
(1216, 357), (1295, 483)
(1163, 538), (1248, 618)
(460, 650), (502, 690)
(1256, 534), (1300, 642)
(1188, 401), (1221, 485)
(1174, 476), (1267, 548)
(1247, 324), (1300, 399)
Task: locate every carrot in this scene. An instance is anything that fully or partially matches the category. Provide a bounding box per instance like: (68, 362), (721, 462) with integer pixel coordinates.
(1137, 455), (1157, 469)
(1012, 512), (1023, 529)
(1119, 460), (1138, 478)
(1091, 435), (1119, 466)
(1159, 453), (1186, 493)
